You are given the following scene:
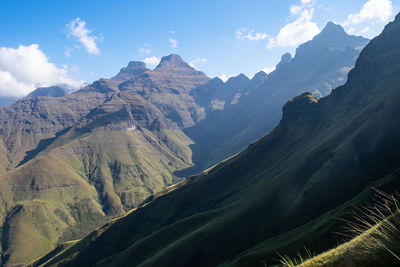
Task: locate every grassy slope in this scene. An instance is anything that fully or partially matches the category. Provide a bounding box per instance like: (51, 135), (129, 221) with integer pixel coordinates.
(0, 57), (209, 265)
(279, 193), (400, 267)
(33, 14), (400, 267)
(0, 125), (193, 265)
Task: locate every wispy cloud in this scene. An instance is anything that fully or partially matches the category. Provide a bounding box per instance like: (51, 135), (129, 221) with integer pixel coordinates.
(235, 28), (268, 41)
(267, 0), (320, 49)
(169, 37), (178, 48)
(189, 57), (207, 68)
(139, 43), (152, 54)
(0, 44), (84, 97)
(64, 47), (72, 58)
(67, 17), (102, 55)
(143, 56), (161, 69)
(343, 0), (393, 26)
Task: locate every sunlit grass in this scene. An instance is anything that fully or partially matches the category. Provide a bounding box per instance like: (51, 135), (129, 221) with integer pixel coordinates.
(279, 190), (400, 267)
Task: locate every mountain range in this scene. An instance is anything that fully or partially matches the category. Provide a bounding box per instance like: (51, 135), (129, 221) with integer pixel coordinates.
(32, 13), (400, 266)
(181, 22), (369, 176)
(0, 23), (372, 266)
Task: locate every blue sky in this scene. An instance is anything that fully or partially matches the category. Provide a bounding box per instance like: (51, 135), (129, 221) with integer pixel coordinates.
(0, 0), (398, 97)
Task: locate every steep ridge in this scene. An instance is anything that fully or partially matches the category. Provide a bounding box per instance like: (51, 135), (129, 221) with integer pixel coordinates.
(38, 15), (400, 267)
(0, 55), (209, 265)
(181, 22), (369, 176)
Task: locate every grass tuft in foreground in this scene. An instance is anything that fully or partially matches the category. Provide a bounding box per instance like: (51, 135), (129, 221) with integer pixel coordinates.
(280, 191), (400, 267)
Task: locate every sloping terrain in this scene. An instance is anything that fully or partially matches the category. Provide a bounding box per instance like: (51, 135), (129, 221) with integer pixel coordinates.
(0, 22), (372, 266)
(181, 22), (369, 176)
(0, 55), (210, 266)
(35, 14), (400, 267)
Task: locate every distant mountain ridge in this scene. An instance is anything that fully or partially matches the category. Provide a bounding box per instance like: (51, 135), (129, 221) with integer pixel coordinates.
(180, 22), (369, 176)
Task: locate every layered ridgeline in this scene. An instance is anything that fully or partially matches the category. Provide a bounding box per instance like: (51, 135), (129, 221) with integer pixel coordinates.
(0, 24), (369, 265)
(35, 15), (400, 267)
(0, 55), (209, 266)
(181, 22), (369, 175)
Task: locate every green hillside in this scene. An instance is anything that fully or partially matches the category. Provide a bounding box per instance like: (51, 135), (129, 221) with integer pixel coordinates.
(33, 13), (400, 267)
(0, 55), (209, 266)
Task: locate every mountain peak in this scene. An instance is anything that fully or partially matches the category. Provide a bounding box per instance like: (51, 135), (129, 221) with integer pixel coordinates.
(295, 22), (369, 55)
(252, 71), (268, 81)
(27, 86), (67, 99)
(155, 54), (191, 70)
(114, 61), (147, 80)
(226, 73), (250, 84)
(320, 22), (346, 36)
(276, 53), (292, 69)
(127, 61), (146, 68)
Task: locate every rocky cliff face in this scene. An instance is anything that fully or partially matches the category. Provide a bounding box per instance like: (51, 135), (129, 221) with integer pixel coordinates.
(112, 61), (147, 81)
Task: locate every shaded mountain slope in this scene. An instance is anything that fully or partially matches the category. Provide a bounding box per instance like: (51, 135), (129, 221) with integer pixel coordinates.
(37, 15), (400, 267)
(181, 22), (369, 176)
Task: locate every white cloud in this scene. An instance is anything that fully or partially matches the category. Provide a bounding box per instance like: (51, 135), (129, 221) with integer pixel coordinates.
(0, 44), (84, 97)
(143, 56), (161, 69)
(343, 0), (393, 26)
(139, 43), (152, 54)
(189, 57), (207, 68)
(218, 74), (235, 82)
(268, 1), (320, 49)
(301, 0), (315, 5)
(261, 66), (276, 74)
(235, 28), (269, 41)
(67, 17), (102, 55)
(359, 26), (371, 34)
(169, 38), (178, 48)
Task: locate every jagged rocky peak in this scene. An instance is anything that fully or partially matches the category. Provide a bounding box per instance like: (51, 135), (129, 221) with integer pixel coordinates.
(296, 22), (369, 55)
(209, 77), (225, 85)
(226, 73), (250, 84)
(320, 22), (347, 36)
(252, 70), (268, 81)
(155, 54), (192, 71)
(276, 52), (292, 69)
(114, 61), (147, 80)
(26, 85), (67, 98)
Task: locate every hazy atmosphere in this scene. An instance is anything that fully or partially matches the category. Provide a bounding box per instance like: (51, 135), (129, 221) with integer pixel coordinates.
(1, 1), (400, 266)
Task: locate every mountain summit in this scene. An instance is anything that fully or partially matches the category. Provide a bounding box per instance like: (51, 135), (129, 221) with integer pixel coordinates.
(155, 54), (193, 71)
(297, 22), (369, 53)
(113, 61), (147, 80)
